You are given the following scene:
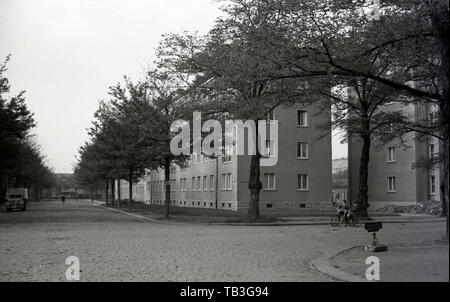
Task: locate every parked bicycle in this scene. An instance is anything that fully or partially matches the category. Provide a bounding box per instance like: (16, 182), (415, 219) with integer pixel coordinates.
(330, 207), (359, 226)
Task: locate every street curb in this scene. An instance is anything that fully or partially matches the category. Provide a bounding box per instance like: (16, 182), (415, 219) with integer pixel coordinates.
(311, 246), (368, 282)
(89, 201), (446, 227)
(93, 202), (184, 225)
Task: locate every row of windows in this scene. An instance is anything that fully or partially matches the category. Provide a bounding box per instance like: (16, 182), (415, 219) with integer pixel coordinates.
(170, 110), (310, 166)
(263, 173), (309, 191)
(386, 175), (437, 194)
(386, 144), (437, 163)
(150, 173), (311, 192)
(151, 200), (234, 209)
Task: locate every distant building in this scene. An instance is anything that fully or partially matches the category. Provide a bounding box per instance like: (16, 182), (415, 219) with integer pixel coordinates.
(332, 158), (348, 204)
(116, 102), (333, 213)
(332, 157), (348, 174)
(348, 102), (441, 210)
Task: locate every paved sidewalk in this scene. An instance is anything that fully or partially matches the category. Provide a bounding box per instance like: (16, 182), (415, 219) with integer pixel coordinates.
(329, 243), (449, 282)
(93, 201), (446, 226)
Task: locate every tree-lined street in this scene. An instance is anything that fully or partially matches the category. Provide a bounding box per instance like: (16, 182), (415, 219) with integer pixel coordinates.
(0, 200), (446, 282)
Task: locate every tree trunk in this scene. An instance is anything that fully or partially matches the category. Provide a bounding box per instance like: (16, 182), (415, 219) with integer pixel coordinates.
(90, 185), (94, 203)
(0, 168), (5, 204)
(355, 130), (371, 220)
(110, 180), (115, 207)
(117, 179), (121, 209)
(128, 168), (133, 211)
(105, 181), (109, 206)
(248, 152), (262, 222)
(0, 168), (6, 205)
(164, 160), (171, 220)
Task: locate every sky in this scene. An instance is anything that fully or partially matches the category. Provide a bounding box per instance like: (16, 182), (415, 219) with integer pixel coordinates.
(0, 0), (347, 173)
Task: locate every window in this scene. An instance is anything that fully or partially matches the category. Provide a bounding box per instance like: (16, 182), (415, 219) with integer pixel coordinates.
(297, 174), (309, 190)
(191, 177), (196, 191)
(297, 142), (308, 159)
(222, 173), (232, 190)
(387, 147), (396, 162)
(203, 176), (208, 191)
(266, 203), (273, 209)
(222, 144), (232, 163)
(222, 174), (226, 190)
(387, 176), (396, 192)
(263, 173), (276, 190)
(429, 144), (435, 159)
(265, 140), (272, 157)
(197, 176), (201, 191)
(430, 175), (436, 195)
(180, 178), (187, 192)
(210, 175), (215, 191)
(297, 110), (308, 127)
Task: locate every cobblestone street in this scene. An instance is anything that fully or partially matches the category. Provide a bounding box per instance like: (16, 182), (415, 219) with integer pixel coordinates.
(0, 200), (446, 281)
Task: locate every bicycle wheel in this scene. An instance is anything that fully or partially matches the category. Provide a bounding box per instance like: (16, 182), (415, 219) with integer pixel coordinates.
(331, 215), (340, 227)
(347, 214), (359, 226)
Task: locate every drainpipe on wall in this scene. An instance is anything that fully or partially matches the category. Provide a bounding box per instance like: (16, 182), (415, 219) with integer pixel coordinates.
(215, 156), (219, 210)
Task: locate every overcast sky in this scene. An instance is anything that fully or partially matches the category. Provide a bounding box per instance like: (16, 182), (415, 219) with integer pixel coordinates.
(1, 0), (347, 173)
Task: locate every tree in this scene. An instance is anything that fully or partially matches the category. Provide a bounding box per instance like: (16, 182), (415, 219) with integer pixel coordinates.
(207, 0), (448, 232)
(325, 78), (418, 218)
(74, 142), (106, 203)
(1, 55), (53, 201)
(87, 78), (165, 211)
(156, 12), (316, 221)
(142, 69), (192, 219)
(159, 0), (448, 229)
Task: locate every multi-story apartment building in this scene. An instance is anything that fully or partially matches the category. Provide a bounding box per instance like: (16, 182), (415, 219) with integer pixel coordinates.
(116, 101), (333, 213)
(348, 102), (441, 210)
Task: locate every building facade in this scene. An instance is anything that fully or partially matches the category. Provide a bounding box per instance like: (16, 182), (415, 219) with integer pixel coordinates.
(348, 102), (441, 210)
(116, 102), (333, 213)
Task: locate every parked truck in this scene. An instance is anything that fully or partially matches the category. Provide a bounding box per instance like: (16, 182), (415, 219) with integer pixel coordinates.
(4, 188), (28, 211)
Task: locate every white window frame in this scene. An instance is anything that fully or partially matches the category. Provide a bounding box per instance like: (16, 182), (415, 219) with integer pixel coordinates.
(180, 178), (187, 192)
(203, 175), (208, 191)
(222, 173), (232, 190)
(387, 147), (396, 163)
(297, 174), (309, 191)
(297, 142), (309, 159)
(430, 175), (436, 195)
(191, 177), (196, 192)
(387, 176), (396, 192)
(227, 173), (232, 190)
(210, 175), (215, 191)
(221, 173), (227, 190)
(263, 173), (276, 190)
(222, 144), (232, 163)
(297, 110), (308, 127)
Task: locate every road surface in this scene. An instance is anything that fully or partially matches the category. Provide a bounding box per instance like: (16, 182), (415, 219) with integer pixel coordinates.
(0, 200), (446, 281)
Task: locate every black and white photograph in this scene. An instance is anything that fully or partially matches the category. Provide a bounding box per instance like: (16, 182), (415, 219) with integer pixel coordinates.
(0, 0), (448, 289)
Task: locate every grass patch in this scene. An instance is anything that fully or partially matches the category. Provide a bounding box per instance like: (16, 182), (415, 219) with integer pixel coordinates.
(108, 200), (285, 224)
